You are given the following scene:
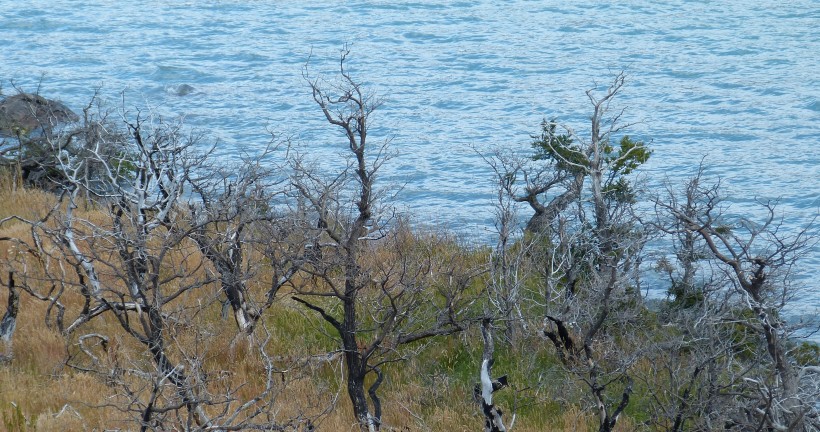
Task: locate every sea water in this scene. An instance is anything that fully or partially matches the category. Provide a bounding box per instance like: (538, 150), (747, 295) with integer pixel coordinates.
(1, 0), (818, 310)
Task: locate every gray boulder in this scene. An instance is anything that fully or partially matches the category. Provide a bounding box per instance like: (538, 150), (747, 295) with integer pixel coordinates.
(0, 93), (79, 137)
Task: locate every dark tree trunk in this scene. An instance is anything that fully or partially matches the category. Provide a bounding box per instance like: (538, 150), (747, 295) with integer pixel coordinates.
(141, 306), (210, 430)
(346, 364), (373, 431)
(341, 272), (379, 431)
(343, 340), (375, 430)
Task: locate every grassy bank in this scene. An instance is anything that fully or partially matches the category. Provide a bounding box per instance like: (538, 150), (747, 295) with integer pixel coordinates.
(0, 174), (621, 431)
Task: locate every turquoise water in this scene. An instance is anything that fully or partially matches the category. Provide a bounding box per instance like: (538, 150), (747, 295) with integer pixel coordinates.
(2, 1), (819, 304)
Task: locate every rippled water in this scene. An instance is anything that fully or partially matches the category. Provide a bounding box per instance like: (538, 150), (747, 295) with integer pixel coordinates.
(2, 0), (819, 305)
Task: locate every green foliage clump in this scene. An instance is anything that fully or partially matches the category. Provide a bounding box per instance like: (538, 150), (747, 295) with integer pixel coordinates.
(531, 119), (584, 172)
(791, 341), (820, 367)
(531, 119), (651, 176)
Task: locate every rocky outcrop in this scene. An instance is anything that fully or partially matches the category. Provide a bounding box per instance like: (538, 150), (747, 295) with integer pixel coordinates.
(0, 93), (79, 137)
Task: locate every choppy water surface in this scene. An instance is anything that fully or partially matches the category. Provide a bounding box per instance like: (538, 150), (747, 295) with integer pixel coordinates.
(2, 1), (819, 307)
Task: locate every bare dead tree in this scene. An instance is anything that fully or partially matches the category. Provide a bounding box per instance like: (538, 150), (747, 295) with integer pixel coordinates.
(186, 148), (301, 338)
(4, 104), (317, 430)
(655, 168), (820, 430)
(637, 166), (740, 430)
(483, 151), (540, 344)
(533, 74), (649, 432)
(31, 112), (214, 428)
(292, 49), (479, 431)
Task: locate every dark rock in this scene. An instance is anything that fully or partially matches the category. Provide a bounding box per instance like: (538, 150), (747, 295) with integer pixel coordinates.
(166, 84), (195, 96)
(0, 93), (79, 137)
(175, 84), (195, 96)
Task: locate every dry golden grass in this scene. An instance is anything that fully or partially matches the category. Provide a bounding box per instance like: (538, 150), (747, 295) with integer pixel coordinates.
(0, 173), (61, 224)
(0, 177), (117, 430)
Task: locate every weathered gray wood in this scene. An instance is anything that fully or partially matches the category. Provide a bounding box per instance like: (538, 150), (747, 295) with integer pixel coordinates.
(0, 272), (20, 361)
(478, 319), (507, 432)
